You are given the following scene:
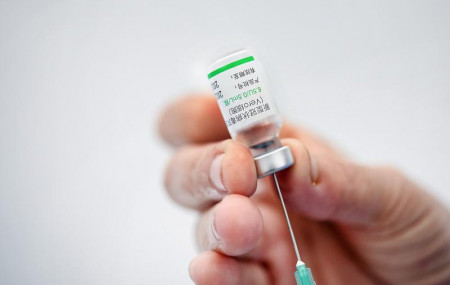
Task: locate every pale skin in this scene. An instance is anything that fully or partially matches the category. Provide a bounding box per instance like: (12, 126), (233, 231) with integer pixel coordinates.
(159, 95), (450, 285)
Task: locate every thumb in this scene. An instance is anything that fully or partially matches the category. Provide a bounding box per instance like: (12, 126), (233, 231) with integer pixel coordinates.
(276, 138), (426, 226)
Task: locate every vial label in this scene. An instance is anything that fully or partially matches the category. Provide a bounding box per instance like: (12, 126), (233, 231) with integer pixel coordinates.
(208, 56), (277, 132)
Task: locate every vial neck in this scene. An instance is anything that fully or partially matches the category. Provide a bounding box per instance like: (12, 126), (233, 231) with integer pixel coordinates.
(249, 137), (283, 157)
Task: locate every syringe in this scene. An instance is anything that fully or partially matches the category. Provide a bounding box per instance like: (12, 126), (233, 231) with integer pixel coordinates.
(254, 144), (316, 285)
(274, 174), (316, 285)
(207, 48), (316, 285)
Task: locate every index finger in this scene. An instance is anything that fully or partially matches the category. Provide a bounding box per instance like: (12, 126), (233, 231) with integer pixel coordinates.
(158, 94), (303, 146)
(158, 94), (229, 146)
(158, 94), (340, 158)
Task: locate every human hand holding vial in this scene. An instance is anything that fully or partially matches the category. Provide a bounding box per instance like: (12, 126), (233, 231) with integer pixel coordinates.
(159, 48), (450, 285)
(208, 49), (315, 285)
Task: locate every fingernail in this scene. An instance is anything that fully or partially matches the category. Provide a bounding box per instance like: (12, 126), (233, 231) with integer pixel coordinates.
(310, 155), (319, 184)
(210, 153), (227, 193)
(210, 214), (222, 248)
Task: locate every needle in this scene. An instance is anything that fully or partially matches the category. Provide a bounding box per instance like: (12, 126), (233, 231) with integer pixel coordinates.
(273, 173), (301, 262)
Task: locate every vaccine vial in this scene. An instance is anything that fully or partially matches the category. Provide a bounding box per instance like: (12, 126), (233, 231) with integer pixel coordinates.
(208, 49), (294, 177)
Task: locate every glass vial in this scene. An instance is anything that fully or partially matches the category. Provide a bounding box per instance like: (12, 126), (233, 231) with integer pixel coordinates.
(208, 49), (283, 156)
(208, 48), (294, 177)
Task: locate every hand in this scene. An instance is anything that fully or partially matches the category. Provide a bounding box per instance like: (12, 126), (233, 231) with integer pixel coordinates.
(159, 94), (450, 285)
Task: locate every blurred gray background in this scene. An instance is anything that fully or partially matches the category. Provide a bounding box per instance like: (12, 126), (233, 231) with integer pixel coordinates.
(1, 0), (449, 284)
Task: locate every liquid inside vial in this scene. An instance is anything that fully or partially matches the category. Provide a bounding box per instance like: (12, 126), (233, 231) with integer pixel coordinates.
(233, 115), (283, 156)
(208, 48), (283, 157)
